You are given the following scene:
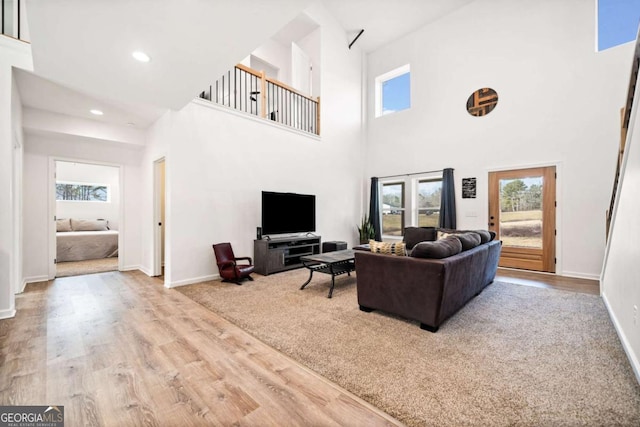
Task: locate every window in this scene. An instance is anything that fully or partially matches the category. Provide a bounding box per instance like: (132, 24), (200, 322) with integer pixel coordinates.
(381, 182), (405, 236)
(375, 64), (410, 117)
(597, 0), (640, 51)
(417, 179), (442, 228)
(56, 182), (109, 202)
(380, 174), (443, 238)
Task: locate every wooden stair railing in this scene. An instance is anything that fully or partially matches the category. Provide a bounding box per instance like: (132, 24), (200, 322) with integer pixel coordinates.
(606, 28), (640, 240)
(199, 64), (320, 136)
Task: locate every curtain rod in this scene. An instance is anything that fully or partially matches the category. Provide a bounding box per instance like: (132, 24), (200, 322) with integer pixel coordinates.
(375, 168), (449, 180)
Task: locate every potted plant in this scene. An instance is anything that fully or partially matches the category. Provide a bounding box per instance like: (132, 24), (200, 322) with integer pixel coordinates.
(358, 215), (375, 244)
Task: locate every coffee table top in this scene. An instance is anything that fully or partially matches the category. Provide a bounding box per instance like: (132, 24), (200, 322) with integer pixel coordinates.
(301, 249), (355, 264)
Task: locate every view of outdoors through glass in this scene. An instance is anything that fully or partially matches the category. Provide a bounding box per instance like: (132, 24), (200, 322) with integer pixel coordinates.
(417, 180), (441, 227)
(56, 183), (108, 202)
(381, 72), (410, 115)
(499, 176), (543, 248)
(382, 183), (404, 236)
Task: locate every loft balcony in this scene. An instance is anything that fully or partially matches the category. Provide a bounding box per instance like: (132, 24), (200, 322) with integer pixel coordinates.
(1, 0), (29, 42)
(199, 64), (320, 136)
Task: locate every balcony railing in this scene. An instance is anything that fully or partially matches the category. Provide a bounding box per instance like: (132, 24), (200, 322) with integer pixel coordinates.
(200, 64), (320, 136)
(1, 0), (26, 41)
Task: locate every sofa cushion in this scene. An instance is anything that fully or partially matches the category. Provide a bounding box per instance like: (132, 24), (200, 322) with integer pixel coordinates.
(454, 232), (482, 251)
(473, 229), (493, 244)
(403, 227), (436, 249)
(411, 236), (462, 259)
(71, 218), (109, 231)
(369, 240), (407, 256)
(438, 228), (494, 244)
(56, 218), (72, 232)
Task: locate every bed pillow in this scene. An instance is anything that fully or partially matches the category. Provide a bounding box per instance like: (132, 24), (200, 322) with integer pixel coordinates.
(71, 219), (109, 231)
(369, 240), (407, 256)
(56, 218), (72, 232)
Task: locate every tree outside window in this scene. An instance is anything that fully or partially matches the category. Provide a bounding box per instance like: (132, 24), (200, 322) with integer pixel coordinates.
(417, 179), (442, 227)
(56, 182), (109, 202)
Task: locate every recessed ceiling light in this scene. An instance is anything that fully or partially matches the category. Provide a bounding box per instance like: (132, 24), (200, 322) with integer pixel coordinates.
(132, 51), (151, 63)
(90, 109), (104, 116)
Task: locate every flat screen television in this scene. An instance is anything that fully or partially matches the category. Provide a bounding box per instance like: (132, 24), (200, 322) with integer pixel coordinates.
(261, 191), (316, 236)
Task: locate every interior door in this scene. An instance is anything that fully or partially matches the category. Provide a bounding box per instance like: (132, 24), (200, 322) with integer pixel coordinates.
(488, 166), (556, 272)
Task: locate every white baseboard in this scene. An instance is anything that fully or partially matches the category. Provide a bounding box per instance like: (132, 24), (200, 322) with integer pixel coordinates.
(602, 292), (640, 385)
(0, 308), (16, 320)
(167, 274), (219, 289)
(560, 271), (601, 281)
(122, 265), (142, 273)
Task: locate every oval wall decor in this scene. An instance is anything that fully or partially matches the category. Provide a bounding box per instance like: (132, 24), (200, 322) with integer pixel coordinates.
(466, 88), (498, 117)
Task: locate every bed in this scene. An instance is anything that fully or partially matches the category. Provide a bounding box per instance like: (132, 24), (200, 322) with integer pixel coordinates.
(56, 218), (119, 262)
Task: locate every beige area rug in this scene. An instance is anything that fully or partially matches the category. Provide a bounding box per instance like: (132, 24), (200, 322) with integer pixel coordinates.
(177, 269), (640, 426)
(56, 257), (118, 278)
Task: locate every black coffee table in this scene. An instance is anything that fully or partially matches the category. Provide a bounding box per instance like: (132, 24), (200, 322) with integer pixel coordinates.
(300, 249), (355, 298)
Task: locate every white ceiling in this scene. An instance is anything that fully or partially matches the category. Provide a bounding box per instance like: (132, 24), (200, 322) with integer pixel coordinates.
(322, 0), (476, 52)
(18, 0), (474, 135)
(15, 70), (164, 128)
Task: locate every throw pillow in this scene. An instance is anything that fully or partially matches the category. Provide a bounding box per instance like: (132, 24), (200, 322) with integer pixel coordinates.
(56, 218), (71, 232)
(369, 240), (407, 256)
(473, 229), (493, 244)
(71, 218), (109, 232)
(403, 227), (437, 250)
(411, 236), (462, 259)
(455, 232), (482, 251)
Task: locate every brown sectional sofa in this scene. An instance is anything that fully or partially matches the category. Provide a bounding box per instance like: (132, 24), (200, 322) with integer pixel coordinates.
(355, 236), (501, 332)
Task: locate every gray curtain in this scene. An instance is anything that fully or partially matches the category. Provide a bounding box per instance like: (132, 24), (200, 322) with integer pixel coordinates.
(369, 177), (382, 241)
(439, 168), (456, 229)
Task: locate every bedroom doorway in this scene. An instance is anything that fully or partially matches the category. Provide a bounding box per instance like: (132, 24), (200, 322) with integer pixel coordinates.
(54, 160), (121, 278)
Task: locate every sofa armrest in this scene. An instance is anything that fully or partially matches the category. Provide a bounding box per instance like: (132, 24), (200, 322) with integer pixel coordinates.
(355, 251), (447, 326)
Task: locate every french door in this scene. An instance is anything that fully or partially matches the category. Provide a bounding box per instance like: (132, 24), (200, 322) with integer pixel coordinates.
(488, 166), (556, 272)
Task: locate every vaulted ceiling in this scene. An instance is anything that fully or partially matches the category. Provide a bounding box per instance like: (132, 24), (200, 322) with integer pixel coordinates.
(19, 0), (475, 135)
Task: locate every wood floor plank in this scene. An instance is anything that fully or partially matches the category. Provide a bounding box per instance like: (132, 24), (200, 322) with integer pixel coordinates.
(0, 271), (402, 427)
(496, 267), (600, 295)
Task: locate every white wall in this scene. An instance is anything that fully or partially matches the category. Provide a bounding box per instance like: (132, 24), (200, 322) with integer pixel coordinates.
(12, 75), (24, 295)
(0, 36), (32, 318)
(141, 2), (364, 287)
(365, 0), (633, 279)
(601, 70), (640, 382)
(22, 134), (143, 280)
(55, 161), (120, 230)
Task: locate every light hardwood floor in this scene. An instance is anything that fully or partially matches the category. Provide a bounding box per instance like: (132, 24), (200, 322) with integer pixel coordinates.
(495, 267), (600, 295)
(0, 268), (599, 426)
(0, 271), (401, 427)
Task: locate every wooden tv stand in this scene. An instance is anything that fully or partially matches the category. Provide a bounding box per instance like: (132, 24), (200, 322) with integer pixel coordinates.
(254, 236), (321, 275)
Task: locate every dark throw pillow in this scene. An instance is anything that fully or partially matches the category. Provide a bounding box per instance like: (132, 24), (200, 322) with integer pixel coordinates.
(403, 227), (437, 250)
(411, 236), (462, 259)
(473, 229), (492, 244)
(456, 232), (482, 251)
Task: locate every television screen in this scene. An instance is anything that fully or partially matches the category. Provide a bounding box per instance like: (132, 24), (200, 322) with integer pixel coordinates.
(261, 191), (316, 236)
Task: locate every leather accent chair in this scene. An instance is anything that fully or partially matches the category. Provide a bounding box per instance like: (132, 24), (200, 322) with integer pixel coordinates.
(212, 243), (255, 285)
